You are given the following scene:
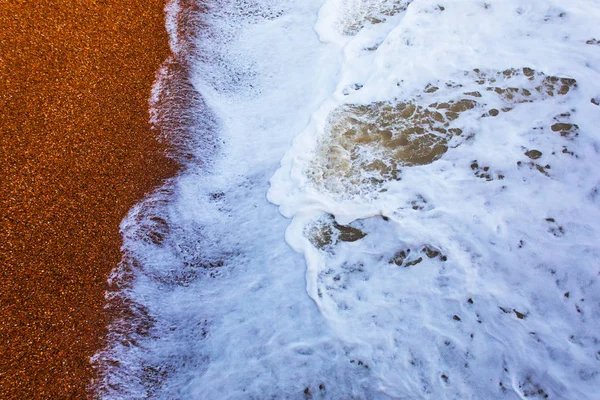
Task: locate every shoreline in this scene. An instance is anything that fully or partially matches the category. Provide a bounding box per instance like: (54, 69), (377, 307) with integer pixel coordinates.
(0, 1), (178, 398)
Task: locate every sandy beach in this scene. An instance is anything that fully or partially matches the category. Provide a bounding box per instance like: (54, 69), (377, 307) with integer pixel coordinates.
(0, 1), (177, 397)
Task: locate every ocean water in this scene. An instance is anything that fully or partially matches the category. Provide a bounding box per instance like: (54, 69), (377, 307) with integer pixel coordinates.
(92, 0), (600, 398)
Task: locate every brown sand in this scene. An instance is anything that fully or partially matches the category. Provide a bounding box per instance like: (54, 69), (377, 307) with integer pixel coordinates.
(0, 1), (178, 398)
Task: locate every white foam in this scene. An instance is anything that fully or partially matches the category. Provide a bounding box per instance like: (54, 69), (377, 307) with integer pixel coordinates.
(94, 0), (600, 398)
(269, 0), (600, 398)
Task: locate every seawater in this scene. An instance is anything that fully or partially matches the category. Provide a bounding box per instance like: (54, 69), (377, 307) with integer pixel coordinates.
(93, 0), (600, 398)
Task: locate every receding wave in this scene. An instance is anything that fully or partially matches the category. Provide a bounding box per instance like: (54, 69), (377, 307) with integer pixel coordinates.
(93, 0), (600, 398)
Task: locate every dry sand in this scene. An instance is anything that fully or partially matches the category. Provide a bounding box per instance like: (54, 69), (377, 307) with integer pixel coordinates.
(0, 1), (178, 397)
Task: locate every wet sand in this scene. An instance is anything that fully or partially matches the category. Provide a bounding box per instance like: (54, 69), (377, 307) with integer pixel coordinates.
(0, 1), (178, 398)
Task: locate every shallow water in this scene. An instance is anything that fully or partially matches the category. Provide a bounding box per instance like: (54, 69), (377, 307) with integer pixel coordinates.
(94, 0), (600, 398)
(306, 67), (579, 197)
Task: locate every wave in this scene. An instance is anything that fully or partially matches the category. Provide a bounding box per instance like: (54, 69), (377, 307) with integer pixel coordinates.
(93, 0), (600, 398)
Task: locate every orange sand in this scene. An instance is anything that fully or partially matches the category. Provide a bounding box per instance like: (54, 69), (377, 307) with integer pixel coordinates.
(0, 1), (178, 397)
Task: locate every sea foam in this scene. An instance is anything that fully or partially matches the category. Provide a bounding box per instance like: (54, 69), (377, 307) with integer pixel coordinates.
(94, 0), (600, 398)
